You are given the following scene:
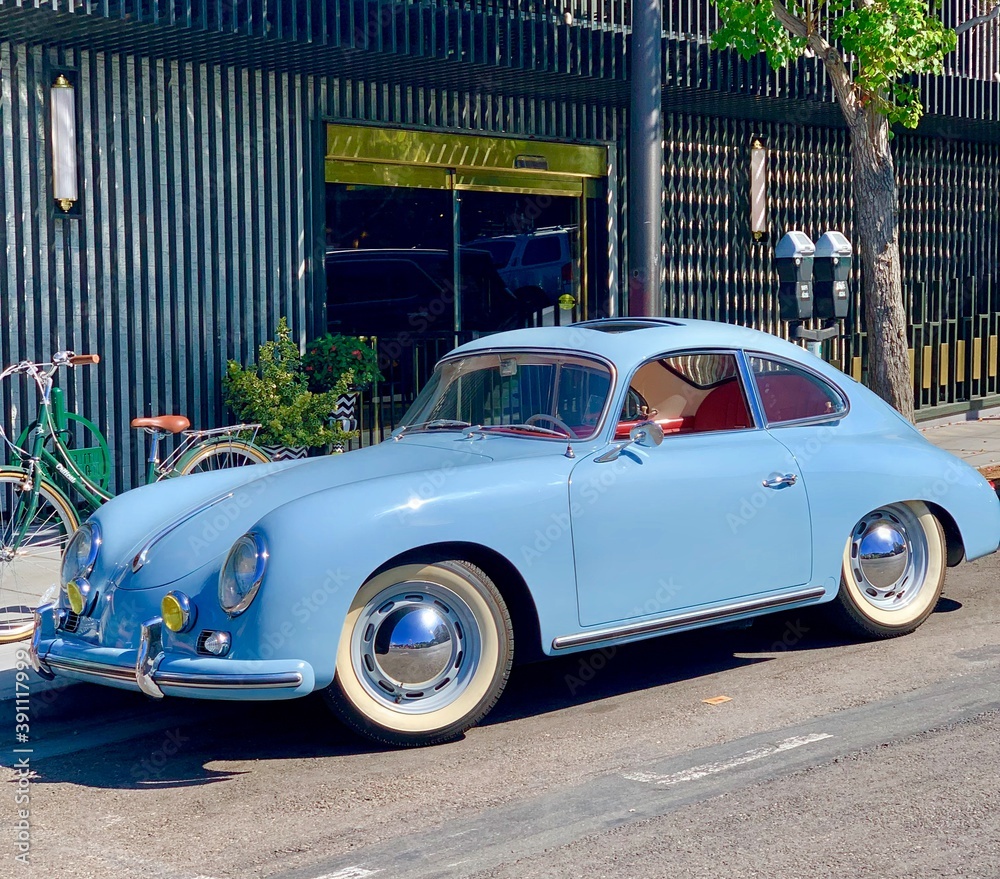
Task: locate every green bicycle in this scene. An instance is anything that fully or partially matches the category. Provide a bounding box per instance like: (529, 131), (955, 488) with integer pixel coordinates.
(0, 351), (270, 643)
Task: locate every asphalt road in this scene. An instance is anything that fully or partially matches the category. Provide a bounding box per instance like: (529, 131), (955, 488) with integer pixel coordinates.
(4, 553), (1000, 879)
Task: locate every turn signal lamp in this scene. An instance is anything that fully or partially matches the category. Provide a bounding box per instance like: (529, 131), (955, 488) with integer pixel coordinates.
(202, 631), (231, 656)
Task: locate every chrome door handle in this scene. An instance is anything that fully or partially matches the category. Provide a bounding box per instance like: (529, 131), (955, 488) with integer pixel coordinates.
(762, 473), (798, 489)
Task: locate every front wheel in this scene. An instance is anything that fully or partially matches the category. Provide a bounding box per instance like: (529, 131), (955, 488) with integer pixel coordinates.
(176, 439), (271, 475)
(325, 560), (514, 747)
(0, 471), (80, 643)
(827, 501), (946, 639)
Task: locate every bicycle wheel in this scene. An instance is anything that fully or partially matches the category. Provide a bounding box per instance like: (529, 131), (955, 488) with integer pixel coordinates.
(0, 471), (80, 643)
(176, 439), (271, 475)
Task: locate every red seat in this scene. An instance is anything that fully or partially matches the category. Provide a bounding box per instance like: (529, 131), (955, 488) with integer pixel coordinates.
(692, 380), (751, 432)
(614, 416), (694, 440)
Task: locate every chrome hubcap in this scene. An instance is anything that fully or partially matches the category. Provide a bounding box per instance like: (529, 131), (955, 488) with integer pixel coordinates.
(858, 520), (909, 589)
(850, 507), (927, 611)
(352, 581), (481, 714)
(374, 605), (454, 685)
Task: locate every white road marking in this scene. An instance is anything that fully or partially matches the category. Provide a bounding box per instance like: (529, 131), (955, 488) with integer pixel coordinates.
(623, 733), (833, 787)
(313, 869), (380, 879)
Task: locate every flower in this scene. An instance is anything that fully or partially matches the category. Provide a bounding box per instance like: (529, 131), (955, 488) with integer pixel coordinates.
(302, 334), (382, 393)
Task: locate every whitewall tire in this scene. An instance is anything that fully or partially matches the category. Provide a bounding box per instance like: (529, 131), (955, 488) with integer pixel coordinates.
(325, 560), (513, 747)
(829, 501), (946, 638)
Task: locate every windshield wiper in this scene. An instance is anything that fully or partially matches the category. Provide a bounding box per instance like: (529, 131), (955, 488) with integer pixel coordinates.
(392, 419), (473, 439)
(477, 423), (570, 438)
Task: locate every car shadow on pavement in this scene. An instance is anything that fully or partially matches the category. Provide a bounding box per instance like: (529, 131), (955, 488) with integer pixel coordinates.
(484, 608), (853, 728)
(12, 601), (959, 789)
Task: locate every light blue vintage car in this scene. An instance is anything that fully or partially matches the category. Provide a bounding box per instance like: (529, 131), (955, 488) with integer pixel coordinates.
(31, 319), (1000, 746)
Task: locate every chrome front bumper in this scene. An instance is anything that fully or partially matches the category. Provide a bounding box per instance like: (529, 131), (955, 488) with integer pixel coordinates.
(30, 603), (313, 699)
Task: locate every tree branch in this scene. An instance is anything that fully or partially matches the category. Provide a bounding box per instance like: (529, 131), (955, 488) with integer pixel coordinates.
(772, 0), (808, 37)
(955, 1), (1000, 35)
(772, 0), (862, 124)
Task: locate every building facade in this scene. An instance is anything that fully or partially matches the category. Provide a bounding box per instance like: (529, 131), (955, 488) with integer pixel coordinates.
(1, 0), (999, 489)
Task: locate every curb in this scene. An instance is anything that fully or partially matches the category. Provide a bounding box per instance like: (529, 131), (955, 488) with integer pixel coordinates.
(0, 642), (77, 704)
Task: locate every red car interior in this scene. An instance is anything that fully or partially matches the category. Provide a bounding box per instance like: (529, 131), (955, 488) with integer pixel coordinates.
(691, 379), (752, 432)
(755, 372), (836, 423)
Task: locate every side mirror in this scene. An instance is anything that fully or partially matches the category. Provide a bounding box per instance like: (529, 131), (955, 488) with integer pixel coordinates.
(629, 420), (664, 448)
(597, 420), (664, 462)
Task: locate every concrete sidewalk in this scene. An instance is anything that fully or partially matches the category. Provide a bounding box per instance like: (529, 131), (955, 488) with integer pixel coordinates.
(3, 412), (1000, 702)
(919, 413), (1000, 478)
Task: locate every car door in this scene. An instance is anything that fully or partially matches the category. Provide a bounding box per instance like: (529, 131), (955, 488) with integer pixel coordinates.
(569, 350), (813, 627)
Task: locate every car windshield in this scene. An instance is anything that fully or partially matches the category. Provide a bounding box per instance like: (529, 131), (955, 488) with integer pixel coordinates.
(399, 352), (613, 440)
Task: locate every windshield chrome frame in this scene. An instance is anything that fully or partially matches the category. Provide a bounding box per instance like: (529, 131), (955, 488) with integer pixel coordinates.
(414, 346), (619, 443)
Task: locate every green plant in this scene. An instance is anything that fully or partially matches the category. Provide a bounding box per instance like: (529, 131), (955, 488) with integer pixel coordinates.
(302, 333), (382, 393)
(223, 318), (353, 449)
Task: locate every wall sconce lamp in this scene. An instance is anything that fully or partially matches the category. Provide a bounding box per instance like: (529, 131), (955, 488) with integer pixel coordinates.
(750, 138), (768, 241)
(50, 74), (78, 214)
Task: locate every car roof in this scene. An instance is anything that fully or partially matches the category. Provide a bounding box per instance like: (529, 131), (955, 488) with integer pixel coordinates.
(326, 248), (450, 258)
(450, 318), (837, 378)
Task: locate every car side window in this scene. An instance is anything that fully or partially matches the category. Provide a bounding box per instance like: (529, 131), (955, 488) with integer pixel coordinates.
(616, 351), (753, 438)
(749, 356), (847, 425)
(522, 237), (561, 266)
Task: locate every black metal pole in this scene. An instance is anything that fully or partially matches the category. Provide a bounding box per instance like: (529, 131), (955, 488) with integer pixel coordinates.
(628, 0), (664, 317)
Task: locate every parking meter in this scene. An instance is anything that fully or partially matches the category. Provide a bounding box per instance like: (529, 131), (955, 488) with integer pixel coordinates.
(775, 231), (815, 321)
(813, 231), (852, 319)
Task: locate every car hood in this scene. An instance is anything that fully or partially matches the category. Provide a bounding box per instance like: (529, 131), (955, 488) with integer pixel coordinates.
(104, 440), (497, 590)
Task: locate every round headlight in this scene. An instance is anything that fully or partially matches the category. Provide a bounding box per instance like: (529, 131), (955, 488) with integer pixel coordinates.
(61, 522), (101, 585)
(219, 533), (268, 616)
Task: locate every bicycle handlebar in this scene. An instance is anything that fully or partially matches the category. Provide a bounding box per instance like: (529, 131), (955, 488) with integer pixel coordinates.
(69, 354), (100, 366)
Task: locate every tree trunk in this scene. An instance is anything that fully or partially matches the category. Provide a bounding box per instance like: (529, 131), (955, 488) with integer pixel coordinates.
(849, 110), (915, 422)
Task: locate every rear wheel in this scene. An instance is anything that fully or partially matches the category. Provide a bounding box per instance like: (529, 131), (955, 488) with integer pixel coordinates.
(177, 439), (270, 475)
(828, 501), (946, 639)
(325, 560), (514, 747)
(0, 471), (79, 643)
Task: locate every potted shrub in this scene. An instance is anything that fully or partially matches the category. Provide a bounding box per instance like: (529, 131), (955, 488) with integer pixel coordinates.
(302, 333), (382, 434)
(223, 318), (354, 459)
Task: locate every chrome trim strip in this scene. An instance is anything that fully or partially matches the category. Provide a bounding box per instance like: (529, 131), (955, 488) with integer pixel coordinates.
(132, 491), (235, 573)
(551, 587), (827, 650)
(45, 654), (303, 691)
(736, 349), (766, 429)
(154, 671), (304, 690)
(46, 655), (137, 683)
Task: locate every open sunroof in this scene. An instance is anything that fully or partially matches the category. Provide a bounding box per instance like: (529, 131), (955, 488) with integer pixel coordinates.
(573, 318), (683, 333)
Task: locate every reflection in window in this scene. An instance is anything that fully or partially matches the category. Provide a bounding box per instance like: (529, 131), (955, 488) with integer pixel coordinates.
(617, 351), (752, 437)
(401, 352), (612, 440)
(750, 357), (847, 424)
(522, 236), (562, 266)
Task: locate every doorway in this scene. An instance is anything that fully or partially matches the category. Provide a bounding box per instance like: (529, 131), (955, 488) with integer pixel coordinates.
(322, 124), (611, 441)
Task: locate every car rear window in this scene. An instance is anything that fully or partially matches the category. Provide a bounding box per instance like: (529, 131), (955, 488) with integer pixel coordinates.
(749, 356), (847, 424)
(522, 236), (562, 266)
(476, 240), (517, 268)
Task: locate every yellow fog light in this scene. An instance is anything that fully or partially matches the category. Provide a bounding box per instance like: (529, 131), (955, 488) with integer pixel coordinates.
(66, 578), (89, 615)
(161, 591), (195, 633)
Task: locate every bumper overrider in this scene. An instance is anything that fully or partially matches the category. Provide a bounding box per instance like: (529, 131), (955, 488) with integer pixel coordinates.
(29, 603), (315, 700)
